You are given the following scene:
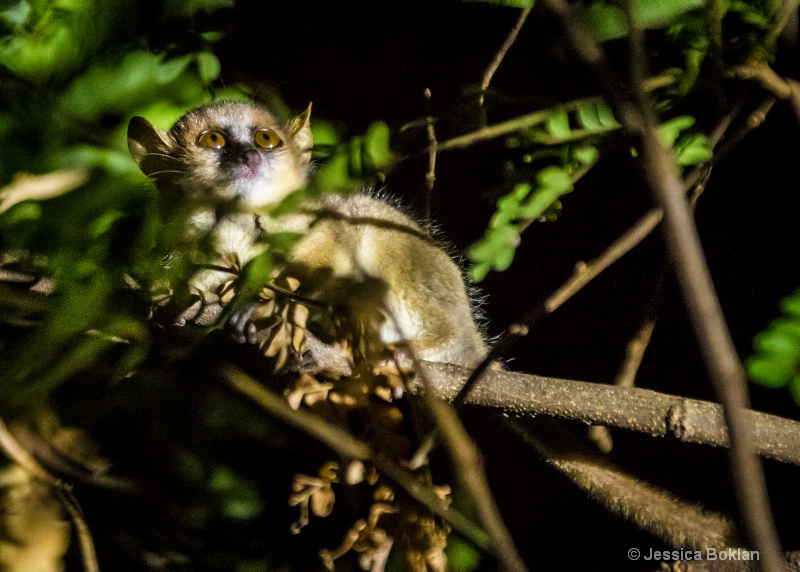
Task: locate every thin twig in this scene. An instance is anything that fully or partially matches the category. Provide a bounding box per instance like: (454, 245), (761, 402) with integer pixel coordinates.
(730, 62), (800, 123)
(0, 416), (99, 572)
(539, 0), (784, 567)
(55, 488), (100, 572)
(361, 307), (527, 572)
(764, 0), (800, 49)
(423, 88), (437, 222)
(713, 96), (777, 161)
(639, 120), (785, 572)
(588, 274), (661, 452)
(427, 398), (528, 572)
(412, 365), (528, 572)
(706, 0), (727, 114)
(432, 73), (677, 154)
(0, 168), (90, 214)
(588, 171), (710, 452)
(615, 302), (658, 390)
(218, 365), (492, 552)
(479, 7), (532, 106)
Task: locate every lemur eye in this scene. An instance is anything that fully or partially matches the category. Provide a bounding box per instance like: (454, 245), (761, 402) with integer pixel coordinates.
(254, 128), (282, 150)
(198, 130), (226, 149)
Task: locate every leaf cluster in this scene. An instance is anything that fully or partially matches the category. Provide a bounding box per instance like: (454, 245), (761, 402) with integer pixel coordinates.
(747, 289), (800, 404)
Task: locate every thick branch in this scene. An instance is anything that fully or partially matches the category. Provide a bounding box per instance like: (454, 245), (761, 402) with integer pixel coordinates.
(505, 418), (741, 551)
(419, 362), (800, 466)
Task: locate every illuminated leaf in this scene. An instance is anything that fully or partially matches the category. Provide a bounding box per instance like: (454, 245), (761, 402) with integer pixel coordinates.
(546, 111), (571, 140)
(364, 121), (391, 170)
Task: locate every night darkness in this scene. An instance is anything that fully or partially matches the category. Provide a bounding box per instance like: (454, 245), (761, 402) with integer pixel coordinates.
(209, 2), (800, 570)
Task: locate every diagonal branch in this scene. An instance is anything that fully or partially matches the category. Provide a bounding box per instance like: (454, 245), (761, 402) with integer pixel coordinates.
(528, 2), (785, 568)
(218, 364), (493, 553)
(479, 6), (532, 105)
(504, 417), (741, 551)
(0, 416), (99, 572)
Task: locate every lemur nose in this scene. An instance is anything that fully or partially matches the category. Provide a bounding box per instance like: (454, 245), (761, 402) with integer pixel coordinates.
(238, 148), (262, 171)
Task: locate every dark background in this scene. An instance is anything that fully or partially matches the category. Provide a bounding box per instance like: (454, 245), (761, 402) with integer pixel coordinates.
(212, 2), (800, 569)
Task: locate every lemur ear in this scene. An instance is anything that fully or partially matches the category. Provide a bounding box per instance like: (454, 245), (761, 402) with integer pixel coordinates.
(286, 103), (313, 163)
(127, 116), (173, 178)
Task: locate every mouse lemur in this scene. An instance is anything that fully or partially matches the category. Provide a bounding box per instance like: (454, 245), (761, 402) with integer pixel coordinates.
(128, 101), (487, 368)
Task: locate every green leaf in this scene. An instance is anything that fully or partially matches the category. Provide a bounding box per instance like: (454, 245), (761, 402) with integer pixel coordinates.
(574, 146), (600, 166)
(493, 245), (517, 271)
(517, 186), (564, 219)
(0, 1), (32, 32)
(536, 166), (573, 194)
(747, 356), (791, 388)
(636, 0), (705, 29)
(447, 535), (482, 572)
(780, 296), (800, 319)
(789, 374), (800, 406)
(674, 133), (712, 166)
(468, 261), (493, 283)
(467, 224), (521, 281)
(0, 0), (137, 83)
(468, 225), (519, 262)
(155, 54), (193, 84)
(576, 101), (603, 131)
(1, 201), (42, 225)
(492, 183), (532, 227)
(747, 288), (800, 402)
(266, 232), (303, 256)
(496, 193), (522, 213)
(546, 111), (571, 140)
(348, 136), (364, 178)
(584, 2), (628, 41)
(209, 466), (262, 521)
(585, 0), (705, 42)
(310, 120), (341, 149)
(595, 100), (618, 128)
(239, 251), (273, 297)
(659, 115), (696, 148)
(59, 51), (211, 122)
(196, 52), (222, 84)
(770, 319), (800, 341)
(754, 331), (800, 361)
(89, 209), (125, 238)
(364, 121), (391, 170)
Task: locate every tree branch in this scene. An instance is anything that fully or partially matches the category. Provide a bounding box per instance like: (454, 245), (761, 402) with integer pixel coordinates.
(427, 397), (528, 572)
(730, 62), (800, 123)
(535, 2), (785, 568)
(0, 416), (99, 572)
(479, 6), (532, 105)
(504, 418), (741, 551)
(218, 364), (493, 553)
(418, 362), (800, 467)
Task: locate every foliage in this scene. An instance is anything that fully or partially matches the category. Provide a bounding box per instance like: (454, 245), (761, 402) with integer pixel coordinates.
(463, 0), (774, 283)
(747, 289), (800, 404)
(0, 0), (798, 570)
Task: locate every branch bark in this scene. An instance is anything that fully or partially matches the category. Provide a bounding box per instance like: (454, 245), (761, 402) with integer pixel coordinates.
(419, 362), (800, 467)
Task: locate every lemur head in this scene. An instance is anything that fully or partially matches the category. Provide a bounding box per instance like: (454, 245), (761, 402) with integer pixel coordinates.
(128, 101), (313, 210)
